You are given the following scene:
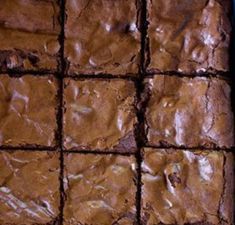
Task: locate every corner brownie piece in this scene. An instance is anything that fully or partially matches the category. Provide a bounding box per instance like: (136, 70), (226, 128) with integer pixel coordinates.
(146, 0), (231, 74)
(65, 0), (141, 76)
(0, 150), (60, 224)
(63, 78), (137, 152)
(143, 75), (234, 148)
(63, 153), (137, 225)
(0, 75), (58, 147)
(0, 0), (60, 72)
(141, 148), (234, 225)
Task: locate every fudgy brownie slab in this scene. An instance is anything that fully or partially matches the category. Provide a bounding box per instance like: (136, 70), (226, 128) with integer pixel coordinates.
(0, 150), (60, 224)
(0, 75), (58, 147)
(146, 0), (231, 74)
(141, 148), (234, 225)
(63, 153), (137, 225)
(143, 75), (234, 148)
(0, 0), (60, 72)
(64, 0), (141, 76)
(63, 78), (137, 152)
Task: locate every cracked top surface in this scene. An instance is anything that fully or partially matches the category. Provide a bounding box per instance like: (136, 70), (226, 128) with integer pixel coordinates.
(0, 0), (60, 71)
(63, 79), (137, 152)
(147, 0), (231, 74)
(141, 148), (226, 225)
(63, 154), (137, 225)
(0, 75), (58, 147)
(0, 150), (60, 224)
(65, 0), (141, 76)
(144, 75), (234, 148)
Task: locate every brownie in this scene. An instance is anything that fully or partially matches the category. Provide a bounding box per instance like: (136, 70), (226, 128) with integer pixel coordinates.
(63, 153), (137, 225)
(0, 150), (60, 224)
(0, 0), (60, 72)
(146, 0), (231, 74)
(64, 0), (141, 76)
(0, 75), (58, 147)
(143, 75), (234, 148)
(141, 148), (234, 225)
(63, 78), (137, 152)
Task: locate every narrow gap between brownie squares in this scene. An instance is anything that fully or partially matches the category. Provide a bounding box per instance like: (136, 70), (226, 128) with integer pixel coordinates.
(0, 146), (56, 151)
(134, 0), (149, 223)
(144, 70), (231, 79)
(144, 144), (235, 153)
(0, 70), (59, 76)
(63, 73), (138, 81)
(57, 0), (66, 224)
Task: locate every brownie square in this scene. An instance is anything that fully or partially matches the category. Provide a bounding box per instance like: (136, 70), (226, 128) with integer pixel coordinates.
(0, 0), (60, 72)
(143, 75), (234, 148)
(141, 148), (234, 225)
(0, 75), (58, 147)
(146, 0), (231, 74)
(63, 78), (137, 152)
(0, 150), (60, 224)
(64, 0), (141, 76)
(63, 153), (137, 225)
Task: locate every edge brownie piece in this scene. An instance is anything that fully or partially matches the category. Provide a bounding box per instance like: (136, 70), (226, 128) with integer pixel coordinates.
(146, 0), (231, 74)
(0, 150), (60, 224)
(141, 148), (234, 225)
(63, 153), (137, 225)
(143, 75), (234, 148)
(65, 0), (141, 76)
(0, 0), (60, 72)
(63, 78), (137, 152)
(0, 75), (58, 147)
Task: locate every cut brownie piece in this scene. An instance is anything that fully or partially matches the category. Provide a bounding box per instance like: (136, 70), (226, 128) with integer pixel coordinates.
(0, 150), (60, 224)
(0, 0), (60, 72)
(143, 75), (234, 148)
(146, 0), (231, 74)
(65, 0), (141, 76)
(0, 75), (58, 147)
(141, 148), (234, 225)
(63, 78), (137, 152)
(63, 153), (137, 225)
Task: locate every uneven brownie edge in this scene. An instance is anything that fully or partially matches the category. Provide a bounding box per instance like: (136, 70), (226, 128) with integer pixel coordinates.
(219, 152), (234, 225)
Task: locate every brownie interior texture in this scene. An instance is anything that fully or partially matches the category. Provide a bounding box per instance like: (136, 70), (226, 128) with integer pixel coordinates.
(0, 0), (234, 225)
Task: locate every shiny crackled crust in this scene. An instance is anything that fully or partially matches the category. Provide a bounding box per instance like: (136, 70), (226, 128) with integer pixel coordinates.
(0, 75), (58, 147)
(0, 150), (60, 224)
(63, 154), (137, 225)
(0, 0), (60, 72)
(146, 0), (231, 74)
(63, 79), (137, 152)
(141, 148), (234, 225)
(64, 0), (141, 76)
(143, 75), (234, 148)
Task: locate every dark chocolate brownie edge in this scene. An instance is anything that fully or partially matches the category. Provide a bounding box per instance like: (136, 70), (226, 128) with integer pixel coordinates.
(219, 152), (234, 225)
